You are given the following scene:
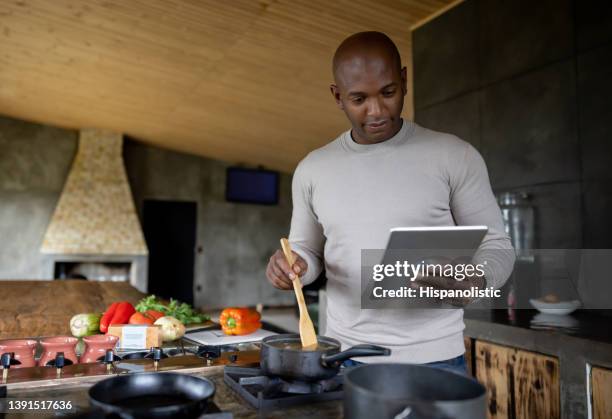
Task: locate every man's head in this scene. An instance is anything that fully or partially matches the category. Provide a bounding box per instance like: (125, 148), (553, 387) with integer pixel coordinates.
(331, 32), (407, 144)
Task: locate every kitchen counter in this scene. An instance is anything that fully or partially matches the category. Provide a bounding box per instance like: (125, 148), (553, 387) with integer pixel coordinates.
(465, 308), (612, 345)
(464, 309), (612, 367)
(464, 309), (612, 418)
(4, 365), (343, 419)
(0, 280), (146, 339)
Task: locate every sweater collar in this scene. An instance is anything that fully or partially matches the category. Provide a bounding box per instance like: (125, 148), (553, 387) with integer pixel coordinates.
(341, 119), (414, 153)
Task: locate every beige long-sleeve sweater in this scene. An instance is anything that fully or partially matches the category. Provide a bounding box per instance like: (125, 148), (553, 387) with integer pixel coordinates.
(289, 119), (515, 363)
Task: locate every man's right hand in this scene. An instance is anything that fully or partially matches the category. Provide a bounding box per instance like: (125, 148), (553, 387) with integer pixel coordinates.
(266, 249), (308, 290)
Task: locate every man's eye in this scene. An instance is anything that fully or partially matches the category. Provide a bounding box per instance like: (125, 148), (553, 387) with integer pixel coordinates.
(383, 90), (396, 97)
(351, 97), (364, 104)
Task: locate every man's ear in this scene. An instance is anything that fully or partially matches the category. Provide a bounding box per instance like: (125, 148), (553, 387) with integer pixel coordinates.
(400, 66), (408, 96)
(330, 84), (344, 110)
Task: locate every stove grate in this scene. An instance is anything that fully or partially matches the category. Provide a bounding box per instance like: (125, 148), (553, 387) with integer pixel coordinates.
(223, 365), (343, 410)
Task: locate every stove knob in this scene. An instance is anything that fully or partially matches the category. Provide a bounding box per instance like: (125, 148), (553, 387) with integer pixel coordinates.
(143, 347), (165, 361)
(103, 349), (116, 372)
(229, 354), (238, 363)
(147, 347), (163, 370)
(55, 352), (66, 369)
(1, 352), (20, 382)
(52, 352), (73, 377)
(103, 349), (116, 364)
(151, 347), (163, 362)
(1, 352), (20, 368)
(45, 352), (73, 368)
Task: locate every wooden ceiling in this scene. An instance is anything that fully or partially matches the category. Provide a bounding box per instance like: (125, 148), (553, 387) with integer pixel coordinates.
(0, 0), (456, 173)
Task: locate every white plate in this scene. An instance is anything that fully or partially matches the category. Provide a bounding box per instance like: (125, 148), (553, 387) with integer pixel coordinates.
(531, 313), (579, 329)
(184, 328), (277, 345)
(529, 299), (581, 315)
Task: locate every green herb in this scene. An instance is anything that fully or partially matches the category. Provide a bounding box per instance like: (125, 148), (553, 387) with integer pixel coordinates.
(135, 295), (210, 325)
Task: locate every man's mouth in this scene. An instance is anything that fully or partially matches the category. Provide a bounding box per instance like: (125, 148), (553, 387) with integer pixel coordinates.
(365, 120), (388, 130)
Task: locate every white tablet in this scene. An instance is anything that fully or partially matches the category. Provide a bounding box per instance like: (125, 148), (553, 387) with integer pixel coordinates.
(380, 225), (488, 265)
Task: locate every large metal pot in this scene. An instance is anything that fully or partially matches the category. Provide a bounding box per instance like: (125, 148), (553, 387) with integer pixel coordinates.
(261, 333), (390, 382)
(344, 363), (486, 419)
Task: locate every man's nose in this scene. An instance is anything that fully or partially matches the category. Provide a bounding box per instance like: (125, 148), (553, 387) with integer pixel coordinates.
(367, 97), (383, 117)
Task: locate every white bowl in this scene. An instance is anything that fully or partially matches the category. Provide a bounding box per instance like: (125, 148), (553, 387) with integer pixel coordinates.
(529, 299), (581, 315)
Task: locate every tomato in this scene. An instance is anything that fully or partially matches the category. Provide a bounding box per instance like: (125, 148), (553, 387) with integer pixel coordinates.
(128, 312), (154, 325)
(145, 310), (165, 321)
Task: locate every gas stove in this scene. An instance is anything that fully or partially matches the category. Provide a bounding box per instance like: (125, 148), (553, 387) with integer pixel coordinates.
(1, 342), (260, 389)
(223, 365), (344, 411)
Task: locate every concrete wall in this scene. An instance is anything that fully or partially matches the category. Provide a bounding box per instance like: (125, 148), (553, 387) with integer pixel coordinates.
(413, 0), (612, 312)
(123, 140), (295, 308)
(413, 0), (612, 249)
(0, 116), (77, 279)
(0, 115), (295, 307)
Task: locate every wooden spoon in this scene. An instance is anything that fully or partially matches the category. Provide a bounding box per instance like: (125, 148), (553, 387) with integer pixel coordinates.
(280, 238), (318, 350)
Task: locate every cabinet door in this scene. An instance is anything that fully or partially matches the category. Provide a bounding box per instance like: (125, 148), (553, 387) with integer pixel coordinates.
(592, 366), (612, 419)
(513, 349), (560, 419)
(476, 340), (513, 419)
(475, 340), (560, 419)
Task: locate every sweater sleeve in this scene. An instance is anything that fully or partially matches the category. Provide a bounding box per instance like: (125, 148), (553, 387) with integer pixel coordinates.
(448, 142), (516, 289)
(288, 159), (325, 286)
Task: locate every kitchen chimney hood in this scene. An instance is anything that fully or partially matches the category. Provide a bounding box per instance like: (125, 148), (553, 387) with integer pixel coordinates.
(41, 128), (147, 255)
(40, 129), (148, 290)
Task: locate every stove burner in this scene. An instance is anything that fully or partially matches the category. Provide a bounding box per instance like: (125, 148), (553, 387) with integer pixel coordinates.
(223, 365), (343, 410)
(191, 344), (241, 360)
(238, 373), (341, 395)
(119, 347), (183, 360)
(195, 345), (222, 359)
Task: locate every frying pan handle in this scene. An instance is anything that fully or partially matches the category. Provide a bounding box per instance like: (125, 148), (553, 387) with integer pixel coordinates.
(321, 344), (391, 367)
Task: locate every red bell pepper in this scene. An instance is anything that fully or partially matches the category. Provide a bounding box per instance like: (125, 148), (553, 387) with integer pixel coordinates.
(108, 302), (136, 328)
(99, 302), (119, 333)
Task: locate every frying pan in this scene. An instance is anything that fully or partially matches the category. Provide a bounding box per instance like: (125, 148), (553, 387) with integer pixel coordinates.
(88, 372), (215, 419)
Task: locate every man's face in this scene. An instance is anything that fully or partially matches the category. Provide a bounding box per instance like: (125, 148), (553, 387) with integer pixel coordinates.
(331, 53), (407, 144)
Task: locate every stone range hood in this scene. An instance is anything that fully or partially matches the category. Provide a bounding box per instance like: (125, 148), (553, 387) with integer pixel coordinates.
(41, 128), (148, 291)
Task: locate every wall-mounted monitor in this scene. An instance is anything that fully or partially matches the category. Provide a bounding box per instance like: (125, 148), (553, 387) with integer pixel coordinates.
(225, 167), (279, 205)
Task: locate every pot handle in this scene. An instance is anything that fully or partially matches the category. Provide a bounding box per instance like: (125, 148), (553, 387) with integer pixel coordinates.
(394, 404), (451, 419)
(320, 344), (391, 367)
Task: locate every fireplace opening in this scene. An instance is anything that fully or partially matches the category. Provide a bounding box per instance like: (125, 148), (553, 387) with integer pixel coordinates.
(54, 261), (131, 282)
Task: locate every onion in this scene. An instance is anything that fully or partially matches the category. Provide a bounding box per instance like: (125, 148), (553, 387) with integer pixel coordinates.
(154, 316), (186, 342)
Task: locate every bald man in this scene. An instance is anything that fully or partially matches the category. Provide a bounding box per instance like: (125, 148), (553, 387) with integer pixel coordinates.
(266, 32), (514, 374)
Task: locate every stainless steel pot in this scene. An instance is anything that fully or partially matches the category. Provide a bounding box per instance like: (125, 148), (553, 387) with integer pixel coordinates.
(344, 363), (486, 419)
(260, 334), (390, 382)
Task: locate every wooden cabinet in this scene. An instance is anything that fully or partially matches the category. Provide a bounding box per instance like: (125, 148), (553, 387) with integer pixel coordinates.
(592, 366), (612, 419)
(513, 349), (560, 419)
(475, 340), (513, 418)
(464, 336), (474, 376)
(475, 340), (560, 419)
